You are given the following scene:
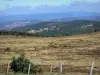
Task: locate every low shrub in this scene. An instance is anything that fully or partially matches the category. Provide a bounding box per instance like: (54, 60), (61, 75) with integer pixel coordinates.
(10, 54), (43, 74)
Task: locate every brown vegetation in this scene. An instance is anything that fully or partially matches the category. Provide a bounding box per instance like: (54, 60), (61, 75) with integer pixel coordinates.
(0, 32), (100, 75)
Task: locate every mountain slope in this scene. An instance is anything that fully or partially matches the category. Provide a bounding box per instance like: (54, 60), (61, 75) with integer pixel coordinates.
(12, 20), (100, 36)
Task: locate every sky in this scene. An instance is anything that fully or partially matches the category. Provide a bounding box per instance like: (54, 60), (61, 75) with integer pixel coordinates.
(0, 0), (100, 15)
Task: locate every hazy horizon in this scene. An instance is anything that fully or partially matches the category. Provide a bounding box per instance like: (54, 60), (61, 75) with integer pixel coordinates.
(0, 0), (100, 15)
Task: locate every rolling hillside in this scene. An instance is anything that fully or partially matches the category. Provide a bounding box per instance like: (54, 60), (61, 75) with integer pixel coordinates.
(12, 20), (100, 36)
(0, 32), (100, 75)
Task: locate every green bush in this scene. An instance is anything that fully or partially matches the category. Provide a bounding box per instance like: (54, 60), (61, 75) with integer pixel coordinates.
(10, 54), (43, 74)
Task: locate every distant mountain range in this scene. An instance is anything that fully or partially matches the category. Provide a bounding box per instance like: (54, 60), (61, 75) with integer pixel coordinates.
(0, 11), (100, 30)
(12, 20), (100, 36)
(0, 11), (100, 36)
(0, 11), (100, 21)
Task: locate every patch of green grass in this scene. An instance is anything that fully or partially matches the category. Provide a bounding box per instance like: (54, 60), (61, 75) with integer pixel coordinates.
(0, 72), (65, 75)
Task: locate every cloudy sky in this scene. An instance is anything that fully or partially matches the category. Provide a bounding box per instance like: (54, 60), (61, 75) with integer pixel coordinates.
(0, 0), (100, 15)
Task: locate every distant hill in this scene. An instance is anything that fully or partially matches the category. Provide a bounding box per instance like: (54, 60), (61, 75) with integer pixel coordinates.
(0, 11), (100, 30)
(0, 19), (42, 30)
(12, 20), (100, 36)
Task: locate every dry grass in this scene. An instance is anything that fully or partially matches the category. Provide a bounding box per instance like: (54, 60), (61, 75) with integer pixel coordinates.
(0, 32), (100, 75)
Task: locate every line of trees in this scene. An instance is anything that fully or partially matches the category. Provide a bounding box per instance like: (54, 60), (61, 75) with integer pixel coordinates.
(0, 30), (60, 37)
(0, 30), (40, 37)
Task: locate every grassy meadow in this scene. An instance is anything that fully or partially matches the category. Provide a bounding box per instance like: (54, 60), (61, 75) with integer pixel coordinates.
(0, 32), (100, 75)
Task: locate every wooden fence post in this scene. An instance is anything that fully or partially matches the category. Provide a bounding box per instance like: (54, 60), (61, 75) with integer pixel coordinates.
(90, 61), (94, 75)
(7, 62), (9, 74)
(59, 60), (62, 73)
(28, 63), (31, 75)
(50, 64), (53, 73)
